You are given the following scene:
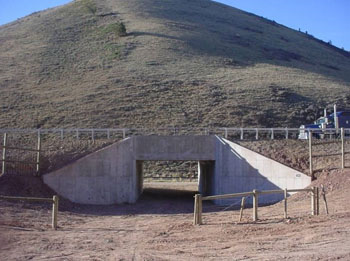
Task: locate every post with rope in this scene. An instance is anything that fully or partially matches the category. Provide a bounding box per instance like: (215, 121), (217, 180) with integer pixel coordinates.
(316, 187), (320, 215)
(253, 190), (258, 221)
(36, 131), (41, 176)
(52, 195), (59, 230)
(341, 128), (345, 169)
(284, 188), (288, 219)
(198, 194), (202, 224)
(321, 185), (329, 215)
(311, 186), (316, 215)
(194, 194), (202, 225)
(238, 197), (246, 222)
(1, 133), (7, 175)
(270, 128), (274, 140)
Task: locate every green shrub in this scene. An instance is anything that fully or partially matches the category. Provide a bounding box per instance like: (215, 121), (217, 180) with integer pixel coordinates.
(118, 22), (127, 37)
(101, 22), (127, 37)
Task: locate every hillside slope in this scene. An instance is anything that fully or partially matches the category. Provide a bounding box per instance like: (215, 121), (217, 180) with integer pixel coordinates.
(1, 0), (350, 129)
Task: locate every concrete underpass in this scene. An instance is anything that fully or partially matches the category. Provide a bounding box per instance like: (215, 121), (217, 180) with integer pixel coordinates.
(43, 136), (311, 205)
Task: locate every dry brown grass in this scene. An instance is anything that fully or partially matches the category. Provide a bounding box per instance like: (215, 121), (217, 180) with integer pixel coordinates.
(0, 0), (350, 130)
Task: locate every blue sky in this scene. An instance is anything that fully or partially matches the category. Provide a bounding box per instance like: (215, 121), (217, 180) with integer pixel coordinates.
(0, 0), (349, 50)
(218, 0), (350, 50)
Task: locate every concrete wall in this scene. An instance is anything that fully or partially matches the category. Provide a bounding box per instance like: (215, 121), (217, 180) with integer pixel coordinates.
(213, 137), (311, 204)
(44, 135), (311, 205)
(134, 135), (215, 161)
(44, 138), (138, 204)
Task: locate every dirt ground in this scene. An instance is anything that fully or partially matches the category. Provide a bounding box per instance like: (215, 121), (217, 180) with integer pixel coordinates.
(1, 170), (350, 260)
(237, 138), (350, 175)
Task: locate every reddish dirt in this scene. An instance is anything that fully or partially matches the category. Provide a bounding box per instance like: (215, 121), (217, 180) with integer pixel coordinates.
(1, 170), (350, 260)
(237, 139), (350, 175)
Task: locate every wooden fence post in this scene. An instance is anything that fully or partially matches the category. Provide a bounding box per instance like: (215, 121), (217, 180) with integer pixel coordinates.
(2, 133), (7, 175)
(238, 197), (246, 222)
(309, 130), (314, 179)
(284, 188), (288, 219)
(316, 187), (320, 215)
(321, 185), (329, 215)
(311, 186), (315, 215)
(36, 132), (41, 176)
(198, 194), (202, 225)
(52, 195), (59, 230)
(253, 190), (258, 221)
(194, 194), (202, 225)
(271, 128), (274, 140)
(341, 128), (345, 169)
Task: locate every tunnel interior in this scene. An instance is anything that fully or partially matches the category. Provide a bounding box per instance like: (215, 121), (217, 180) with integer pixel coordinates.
(136, 160), (215, 199)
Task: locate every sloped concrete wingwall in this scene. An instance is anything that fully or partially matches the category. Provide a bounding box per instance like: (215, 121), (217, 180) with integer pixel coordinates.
(213, 137), (311, 204)
(43, 138), (138, 205)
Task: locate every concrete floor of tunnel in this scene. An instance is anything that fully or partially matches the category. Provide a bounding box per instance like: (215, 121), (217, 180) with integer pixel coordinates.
(142, 181), (199, 199)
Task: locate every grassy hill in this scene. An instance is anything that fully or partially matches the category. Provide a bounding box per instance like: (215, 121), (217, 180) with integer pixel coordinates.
(1, 0), (350, 129)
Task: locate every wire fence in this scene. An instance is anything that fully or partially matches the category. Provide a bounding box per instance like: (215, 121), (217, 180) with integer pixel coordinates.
(1, 127), (349, 179)
(1, 127), (349, 140)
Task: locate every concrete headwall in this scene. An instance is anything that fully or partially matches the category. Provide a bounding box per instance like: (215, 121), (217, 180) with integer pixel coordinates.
(134, 135), (215, 161)
(44, 135), (311, 205)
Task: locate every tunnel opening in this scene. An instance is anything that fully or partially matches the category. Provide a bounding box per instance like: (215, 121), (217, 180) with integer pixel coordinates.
(136, 160), (215, 200)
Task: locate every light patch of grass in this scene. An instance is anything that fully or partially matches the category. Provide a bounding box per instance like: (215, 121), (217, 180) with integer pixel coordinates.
(80, 0), (97, 15)
(104, 43), (122, 59)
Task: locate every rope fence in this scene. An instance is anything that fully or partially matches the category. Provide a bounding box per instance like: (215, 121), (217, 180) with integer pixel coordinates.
(194, 187), (325, 225)
(0, 195), (59, 230)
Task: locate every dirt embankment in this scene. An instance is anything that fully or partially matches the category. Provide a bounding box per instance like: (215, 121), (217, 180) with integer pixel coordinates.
(237, 139), (350, 175)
